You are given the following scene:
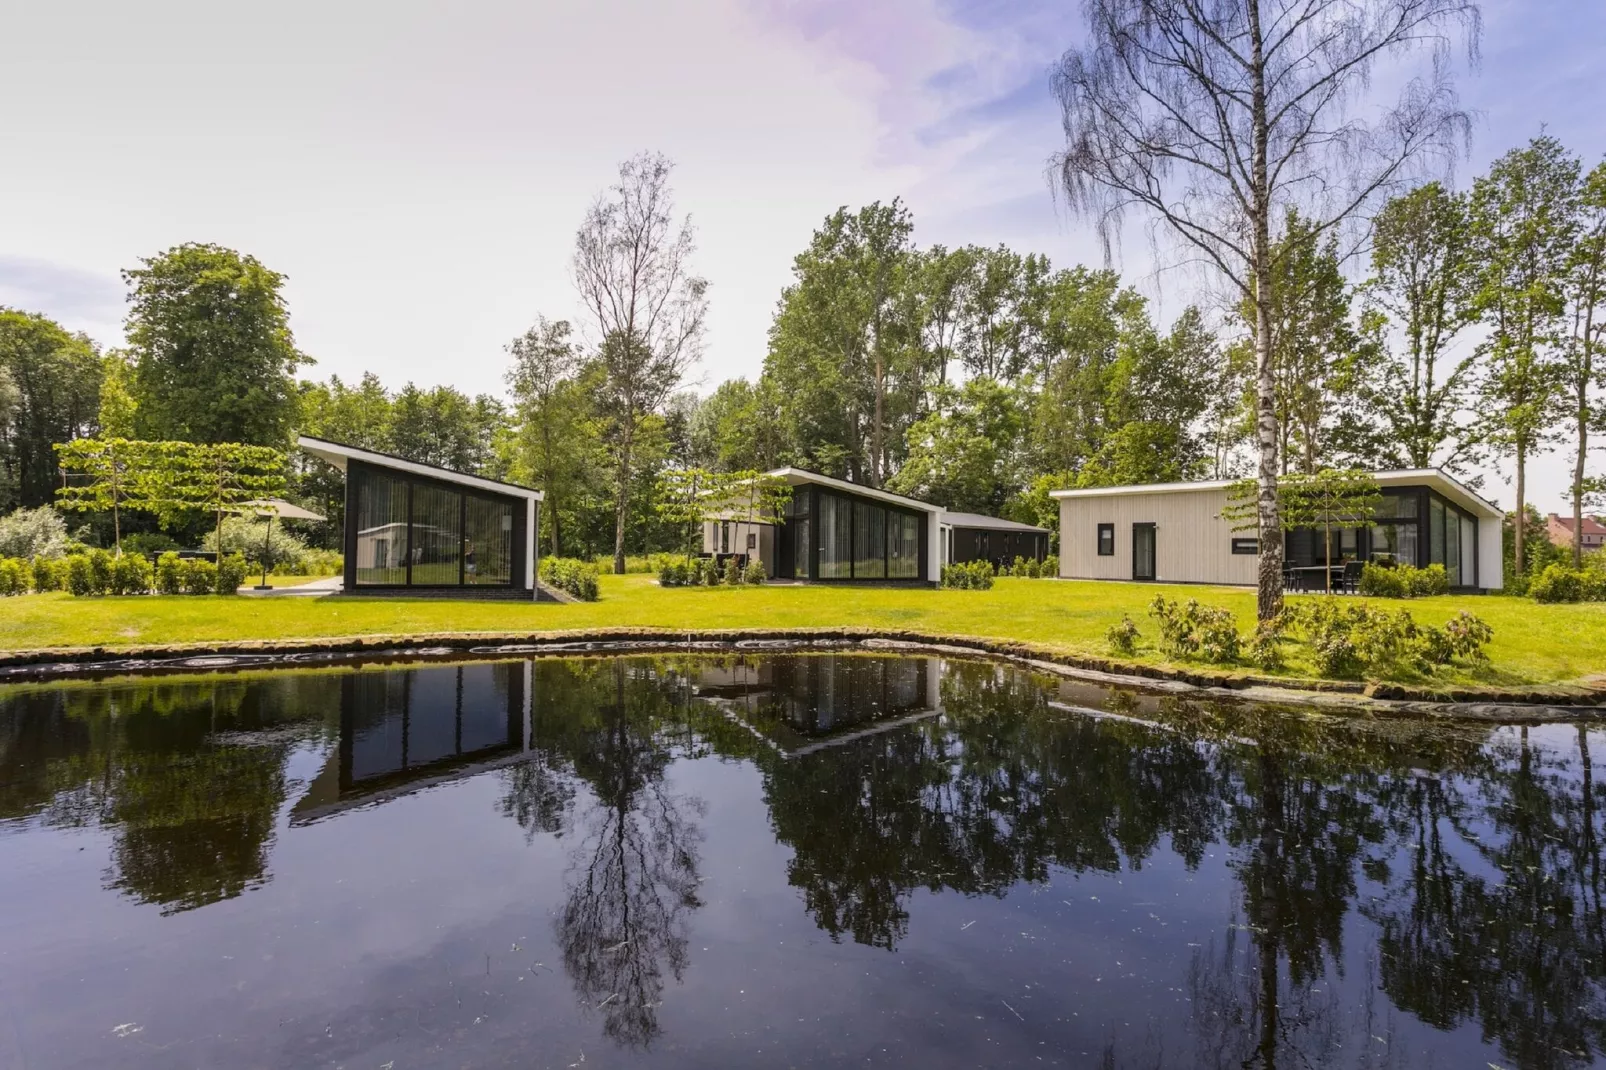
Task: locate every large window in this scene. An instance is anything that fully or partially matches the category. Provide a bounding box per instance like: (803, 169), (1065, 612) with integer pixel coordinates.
(464, 494), (514, 585)
(352, 464), (518, 587)
(854, 500), (886, 579)
(889, 513), (920, 578)
(818, 494), (853, 579)
(354, 468), (410, 585)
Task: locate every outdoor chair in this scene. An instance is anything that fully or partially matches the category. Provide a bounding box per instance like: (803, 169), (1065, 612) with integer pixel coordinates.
(1341, 561), (1364, 593)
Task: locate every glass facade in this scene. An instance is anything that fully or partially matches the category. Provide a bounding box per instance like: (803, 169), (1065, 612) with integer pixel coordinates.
(810, 489), (924, 581)
(1279, 485), (1478, 586)
(351, 463), (519, 588)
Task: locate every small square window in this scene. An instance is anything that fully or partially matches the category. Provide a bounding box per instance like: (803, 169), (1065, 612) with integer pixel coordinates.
(747, 532), (757, 550)
(1231, 537), (1259, 555)
(1097, 523), (1115, 556)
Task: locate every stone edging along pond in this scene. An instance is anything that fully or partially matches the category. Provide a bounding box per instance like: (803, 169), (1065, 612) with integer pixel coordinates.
(0, 627), (1601, 724)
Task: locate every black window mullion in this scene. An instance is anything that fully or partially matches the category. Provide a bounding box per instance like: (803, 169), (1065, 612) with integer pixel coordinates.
(459, 493), (467, 586)
(405, 480), (414, 586)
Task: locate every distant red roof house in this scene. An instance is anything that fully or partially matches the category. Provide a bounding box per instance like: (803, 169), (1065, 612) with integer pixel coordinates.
(1547, 512), (1606, 551)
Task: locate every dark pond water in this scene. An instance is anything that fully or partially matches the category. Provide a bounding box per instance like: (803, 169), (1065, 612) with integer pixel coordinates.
(1, 654), (1603, 1069)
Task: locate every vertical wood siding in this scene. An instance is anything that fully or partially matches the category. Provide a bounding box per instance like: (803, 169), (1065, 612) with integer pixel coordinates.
(1058, 488), (1256, 585)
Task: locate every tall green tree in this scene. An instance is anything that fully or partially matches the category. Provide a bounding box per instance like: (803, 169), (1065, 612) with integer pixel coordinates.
(506, 318), (604, 557)
(1350, 181), (1481, 474)
(573, 152), (708, 572)
(888, 377), (1029, 514)
(763, 201), (919, 488)
(98, 352), (139, 440)
(1564, 160), (1606, 566)
(293, 372), (394, 546)
(686, 378), (788, 475)
(124, 243), (304, 446)
(389, 383), (505, 474)
(1470, 137), (1579, 578)
(1051, 0), (1479, 621)
(0, 308), (102, 509)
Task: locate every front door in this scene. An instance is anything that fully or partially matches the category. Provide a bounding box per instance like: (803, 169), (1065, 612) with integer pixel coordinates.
(1132, 523), (1156, 581)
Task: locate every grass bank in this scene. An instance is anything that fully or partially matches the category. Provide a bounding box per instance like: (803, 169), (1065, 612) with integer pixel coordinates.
(2, 575), (1601, 690)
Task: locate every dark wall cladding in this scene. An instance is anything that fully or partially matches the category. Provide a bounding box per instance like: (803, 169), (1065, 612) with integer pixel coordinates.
(348, 460), (521, 588)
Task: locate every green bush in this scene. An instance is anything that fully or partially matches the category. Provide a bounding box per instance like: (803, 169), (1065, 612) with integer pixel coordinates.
(65, 555), (93, 596)
(216, 553), (248, 594)
(87, 549), (114, 595)
(109, 553), (153, 595)
(1281, 598), (1492, 677)
(1247, 618), (1286, 672)
(31, 556), (66, 593)
(204, 515), (311, 572)
(1147, 596), (1240, 662)
(658, 558), (683, 587)
(942, 561), (995, 590)
(1104, 615), (1140, 656)
(276, 549), (342, 577)
(721, 556), (742, 585)
(703, 557), (721, 586)
(122, 532), (180, 557)
(1043, 554), (1058, 577)
(0, 557), (29, 596)
(742, 560), (766, 585)
(540, 557), (601, 601)
(1357, 561), (1449, 598)
(155, 552), (185, 595)
(181, 557), (217, 595)
(1528, 563), (1605, 603)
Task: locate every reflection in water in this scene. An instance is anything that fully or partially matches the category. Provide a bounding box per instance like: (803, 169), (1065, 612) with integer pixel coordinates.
(1, 655), (1604, 1068)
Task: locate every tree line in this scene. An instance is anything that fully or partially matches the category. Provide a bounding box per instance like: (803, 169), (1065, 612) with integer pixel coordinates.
(1, 149), (1600, 582)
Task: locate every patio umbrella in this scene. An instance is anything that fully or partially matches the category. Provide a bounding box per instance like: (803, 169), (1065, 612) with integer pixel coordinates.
(233, 499), (326, 590)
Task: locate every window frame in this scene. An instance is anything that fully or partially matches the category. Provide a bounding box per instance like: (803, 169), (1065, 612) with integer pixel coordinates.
(1097, 523), (1115, 556)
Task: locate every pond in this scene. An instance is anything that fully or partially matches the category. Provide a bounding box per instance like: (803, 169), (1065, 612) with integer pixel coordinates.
(0, 653), (1602, 1069)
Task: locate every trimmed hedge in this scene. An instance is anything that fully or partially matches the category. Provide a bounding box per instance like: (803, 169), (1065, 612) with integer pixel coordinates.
(540, 557), (600, 601)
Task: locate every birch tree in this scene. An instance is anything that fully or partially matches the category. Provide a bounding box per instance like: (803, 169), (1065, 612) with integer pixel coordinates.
(573, 153), (708, 573)
(1051, 0), (1479, 620)
(1564, 160), (1606, 567)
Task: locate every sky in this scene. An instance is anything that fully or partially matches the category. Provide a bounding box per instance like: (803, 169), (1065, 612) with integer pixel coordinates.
(2, 0), (1601, 513)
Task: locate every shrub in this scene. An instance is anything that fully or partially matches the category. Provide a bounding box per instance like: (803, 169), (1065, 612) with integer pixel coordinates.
(540, 557), (601, 601)
(109, 553), (153, 595)
(122, 532), (180, 558)
(1043, 554), (1058, 577)
(181, 557), (217, 595)
(1247, 617), (1286, 672)
(31, 556), (66, 593)
(1281, 598), (1491, 677)
(942, 560), (995, 590)
(1438, 610), (1494, 663)
(1358, 561), (1449, 598)
(155, 552), (185, 595)
(1358, 562), (1408, 598)
(742, 560), (766, 585)
(216, 553), (248, 594)
(1105, 615), (1140, 656)
(0, 557), (29, 596)
(658, 559), (682, 587)
(703, 557), (722, 586)
(1529, 563), (1596, 603)
(87, 549), (114, 596)
(279, 549), (342, 577)
(0, 506), (71, 560)
(204, 515), (311, 572)
(722, 556), (743, 585)
(65, 555), (93, 596)
(1147, 596), (1241, 663)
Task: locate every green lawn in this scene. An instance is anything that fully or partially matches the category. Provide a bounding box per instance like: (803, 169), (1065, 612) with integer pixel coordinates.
(2, 575), (1600, 690)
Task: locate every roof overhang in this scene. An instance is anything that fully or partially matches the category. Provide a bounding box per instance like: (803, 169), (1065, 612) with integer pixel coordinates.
(766, 467), (943, 515)
(298, 436), (543, 501)
(1049, 469), (1502, 519)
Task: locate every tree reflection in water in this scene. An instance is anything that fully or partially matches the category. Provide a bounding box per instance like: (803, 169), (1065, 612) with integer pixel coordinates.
(3, 654), (1604, 1067)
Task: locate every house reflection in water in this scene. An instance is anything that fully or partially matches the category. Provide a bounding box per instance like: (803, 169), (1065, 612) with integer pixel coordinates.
(692, 655), (942, 756)
(292, 661), (532, 823)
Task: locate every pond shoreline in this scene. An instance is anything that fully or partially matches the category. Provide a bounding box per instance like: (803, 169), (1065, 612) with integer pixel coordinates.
(1, 627), (1601, 721)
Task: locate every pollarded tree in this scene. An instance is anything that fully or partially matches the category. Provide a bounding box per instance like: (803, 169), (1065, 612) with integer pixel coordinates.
(53, 438), (172, 556)
(124, 243), (303, 447)
(573, 153), (708, 573)
(1224, 468), (1381, 593)
(1051, 0), (1480, 620)
(173, 442), (289, 564)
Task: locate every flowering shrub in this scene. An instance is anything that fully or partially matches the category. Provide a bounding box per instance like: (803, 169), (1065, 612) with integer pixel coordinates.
(1147, 596), (1241, 662)
(1104, 615), (1140, 656)
(1281, 599), (1491, 677)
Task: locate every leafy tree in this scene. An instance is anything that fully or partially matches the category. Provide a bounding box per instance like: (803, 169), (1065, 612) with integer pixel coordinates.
(172, 442), (288, 563)
(1470, 137), (1579, 577)
(1224, 469), (1381, 592)
(507, 318), (605, 557)
(124, 243), (303, 446)
(1350, 181), (1482, 474)
(388, 383), (505, 474)
(1247, 211), (1360, 474)
(573, 153), (708, 572)
(1564, 160), (1606, 566)
(914, 244), (974, 390)
(98, 352), (139, 440)
(763, 201), (919, 487)
(1051, 0), (1479, 621)
(0, 308), (102, 510)
(888, 377), (1028, 513)
(957, 245), (1049, 382)
(293, 371), (394, 546)
(53, 438), (177, 555)
(655, 467), (729, 561)
(686, 377), (789, 475)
